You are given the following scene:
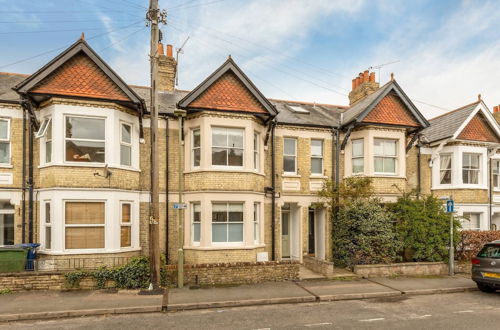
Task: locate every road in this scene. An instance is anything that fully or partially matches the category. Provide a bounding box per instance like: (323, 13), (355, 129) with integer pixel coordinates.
(1, 291), (499, 330)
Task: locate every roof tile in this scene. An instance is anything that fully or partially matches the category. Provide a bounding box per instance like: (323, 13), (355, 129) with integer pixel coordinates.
(457, 112), (499, 143)
(362, 92), (419, 127)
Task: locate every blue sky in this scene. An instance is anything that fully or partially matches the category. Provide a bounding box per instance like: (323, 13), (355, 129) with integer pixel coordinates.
(1, 0), (499, 118)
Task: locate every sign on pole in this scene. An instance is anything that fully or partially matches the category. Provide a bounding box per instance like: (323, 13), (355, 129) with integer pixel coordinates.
(446, 199), (454, 213)
(173, 203), (187, 210)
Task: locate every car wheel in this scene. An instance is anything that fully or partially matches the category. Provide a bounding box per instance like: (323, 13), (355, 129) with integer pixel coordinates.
(477, 283), (496, 293)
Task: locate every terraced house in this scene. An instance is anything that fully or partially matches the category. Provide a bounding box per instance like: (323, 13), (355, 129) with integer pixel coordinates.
(0, 36), (498, 272)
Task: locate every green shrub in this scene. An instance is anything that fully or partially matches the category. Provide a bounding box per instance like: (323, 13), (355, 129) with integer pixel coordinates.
(333, 198), (401, 267)
(65, 270), (89, 288)
(390, 195), (461, 262)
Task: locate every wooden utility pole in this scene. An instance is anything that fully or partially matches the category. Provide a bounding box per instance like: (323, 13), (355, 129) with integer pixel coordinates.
(147, 0), (166, 290)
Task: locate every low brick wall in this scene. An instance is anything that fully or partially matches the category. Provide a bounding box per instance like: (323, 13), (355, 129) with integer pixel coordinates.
(353, 262), (448, 278)
(303, 256), (336, 278)
(165, 261), (300, 286)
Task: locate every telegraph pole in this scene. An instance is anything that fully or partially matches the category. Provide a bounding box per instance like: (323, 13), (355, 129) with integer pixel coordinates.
(146, 0), (166, 291)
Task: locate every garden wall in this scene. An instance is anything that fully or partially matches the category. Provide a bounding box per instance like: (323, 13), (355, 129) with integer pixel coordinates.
(353, 262), (448, 277)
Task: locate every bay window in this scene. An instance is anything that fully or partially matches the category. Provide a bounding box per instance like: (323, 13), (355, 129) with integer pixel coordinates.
(439, 154), (452, 184)
(352, 139), (364, 174)
(192, 202), (201, 244)
(44, 201), (52, 250)
(212, 202), (243, 243)
(65, 116), (105, 163)
(0, 119), (10, 164)
(254, 132), (260, 171)
(462, 153), (480, 184)
(254, 202), (260, 244)
(120, 123), (132, 166)
(212, 127), (244, 167)
(374, 139), (397, 174)
(283, 138), (297, 174)
(120, 202), (131, 248)
(192, 129), (200, 168)
(462, 212), (481, 231)
(311, 139), (323, 175)
(494, 160), (500, 189)
(65, 202), (105, 249)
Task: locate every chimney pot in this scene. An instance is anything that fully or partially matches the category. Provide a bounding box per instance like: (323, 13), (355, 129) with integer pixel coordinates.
(352, 78), (356, 90)
(355, 76), (361, 88)
(494, 105), (499, 113)
(166, 44), (173, 57)
(363, 70), (369, 83)
(478, 94), (482, 101)
(157, 42), (164, 56)
(369, 72), (375, 82)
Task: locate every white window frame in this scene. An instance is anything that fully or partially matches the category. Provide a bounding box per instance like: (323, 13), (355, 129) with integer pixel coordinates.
(374, 138), (398, 175)
(493, 159), (500, 189)
(462, 153), (481, 185)
(439, 153), (452, 185)
(310, 139), (323, 176)
(351, 138), (364, 174)
(283, 137), (297, 175)
(120, 201), (132, 248)
(211, 202), (244, 246)
(119, 122), (132, 167)
(63, 200), (106, 251)
(0, 118), (11, 165)
(253, 202), (260, 244)
(44, 201), (52, 250)
(211, 127), (245, 168)
(461, 212), (481, 231)
(64, 115), (106, 165)
(192, 128), (201, 168)
(191, 202), (201, 246)
(254, 132), (260, 171)
(45, 117), (52, 163)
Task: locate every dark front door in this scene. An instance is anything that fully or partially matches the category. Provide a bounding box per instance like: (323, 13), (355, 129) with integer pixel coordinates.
(308, 209), (315, 255)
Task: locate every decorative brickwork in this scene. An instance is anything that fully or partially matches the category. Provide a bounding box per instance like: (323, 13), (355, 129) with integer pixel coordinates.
(457, 112), (500, 143)
(362, 92), (420, 127)
(188, 71), (268, 114)
(31, 53), (130, 101)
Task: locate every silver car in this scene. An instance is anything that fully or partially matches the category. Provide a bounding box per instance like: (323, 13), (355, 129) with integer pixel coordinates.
(472, 240), (500, 293)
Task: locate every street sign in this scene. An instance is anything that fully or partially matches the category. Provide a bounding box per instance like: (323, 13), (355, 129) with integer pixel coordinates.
(446, 200), (454, 213)
(173, 203), (187, 210)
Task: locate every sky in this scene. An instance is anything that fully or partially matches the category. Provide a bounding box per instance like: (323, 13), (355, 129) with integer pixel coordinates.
(1, 0), (499, 118)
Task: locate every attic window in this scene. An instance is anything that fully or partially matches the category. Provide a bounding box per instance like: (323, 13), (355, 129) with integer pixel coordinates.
(289, 105), (310, 114)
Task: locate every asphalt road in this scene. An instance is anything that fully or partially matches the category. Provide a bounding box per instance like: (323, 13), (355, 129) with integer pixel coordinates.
(2, 291), (499, 330)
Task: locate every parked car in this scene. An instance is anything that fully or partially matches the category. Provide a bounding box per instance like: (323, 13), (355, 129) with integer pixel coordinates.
(471, 240), (500, 293)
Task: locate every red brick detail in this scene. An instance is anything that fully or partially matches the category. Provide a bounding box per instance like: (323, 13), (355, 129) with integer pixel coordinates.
(30, 53), (130, 101)
(457, 113), (500, 143)
(187, 71), (268, 114)
(362, 92), (420, 127)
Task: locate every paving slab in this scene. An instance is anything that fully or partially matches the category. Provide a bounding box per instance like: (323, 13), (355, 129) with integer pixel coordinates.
(166, 281), (316, 310)
(0, 290), (162, 318)
(298, 278), (401, 301)
(369, 276), (477, 295)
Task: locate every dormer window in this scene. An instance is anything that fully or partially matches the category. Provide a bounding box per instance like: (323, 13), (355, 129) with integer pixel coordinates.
(65, 116), (105, 163)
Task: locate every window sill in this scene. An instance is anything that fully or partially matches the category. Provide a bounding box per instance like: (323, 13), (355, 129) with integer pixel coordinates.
(310, 175), (328, 179)
(38, 163), (141, 172)
(282, 174), (301, 178)
(185, 168), (265, 176)
(0, 164), (13, 169)
(184, 244), (265, 250)
(432, 185), (488, 190)
(39, 247), (142, 255)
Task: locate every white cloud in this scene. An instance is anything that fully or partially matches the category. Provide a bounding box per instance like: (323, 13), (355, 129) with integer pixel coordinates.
(99, 14), (126, 52)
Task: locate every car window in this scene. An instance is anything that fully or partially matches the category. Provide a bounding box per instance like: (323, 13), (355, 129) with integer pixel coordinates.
(477, 244), (500, 259)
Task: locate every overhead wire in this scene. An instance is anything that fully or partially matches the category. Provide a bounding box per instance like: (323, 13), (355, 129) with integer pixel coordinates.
(98, 26), (147, 52)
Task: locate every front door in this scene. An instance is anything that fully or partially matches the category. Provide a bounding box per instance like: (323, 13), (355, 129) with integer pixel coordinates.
(308, 209), (315, 255)
(281, 211), (290, 258)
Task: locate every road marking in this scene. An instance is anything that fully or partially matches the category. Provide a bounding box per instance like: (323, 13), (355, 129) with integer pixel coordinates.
(359, 318), (385, 322)
(304, 322), (333, 327)
(252, 328), (270, 330)
(409, 314), (432, 319)
(454, 310), (474, 313)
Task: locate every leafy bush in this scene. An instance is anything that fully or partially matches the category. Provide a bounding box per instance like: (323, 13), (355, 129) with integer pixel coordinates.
(333, 198), (401, 267)
(390, 195), (461, 262)
(457, 230), (500, 261)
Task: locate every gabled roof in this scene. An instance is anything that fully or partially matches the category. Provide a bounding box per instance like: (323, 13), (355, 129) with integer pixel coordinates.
(422, 100), (500, 144)
(178, 57), (277, 116)
(14, 38), (143, 109)
(342, 80), (429, 128)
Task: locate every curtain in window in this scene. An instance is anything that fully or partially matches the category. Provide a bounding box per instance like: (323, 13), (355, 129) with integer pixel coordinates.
(439, 154), (452, 184)
(65, 202), (105, 249)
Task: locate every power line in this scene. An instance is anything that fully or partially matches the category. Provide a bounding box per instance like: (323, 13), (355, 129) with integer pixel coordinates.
(98, 26), (147, 52)
(169, 0), (230, 11)
(0, 18), (141, 23)
(0, 20), (143, 70)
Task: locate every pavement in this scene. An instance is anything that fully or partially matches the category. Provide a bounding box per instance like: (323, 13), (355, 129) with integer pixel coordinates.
(0, 275), (479, 322)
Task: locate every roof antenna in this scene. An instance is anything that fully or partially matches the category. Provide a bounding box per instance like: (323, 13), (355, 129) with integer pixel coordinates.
(368, 60), (399, 83)
(175, 36), (190, 87)
(80, 32), (85, 41)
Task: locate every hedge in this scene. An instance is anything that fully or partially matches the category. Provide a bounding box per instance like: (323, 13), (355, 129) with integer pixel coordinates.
(457, 230), (500, 261)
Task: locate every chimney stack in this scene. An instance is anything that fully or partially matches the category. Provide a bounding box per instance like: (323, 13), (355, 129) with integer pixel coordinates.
(348, 70), (380, 105)
(157, 42), (177, 92)
(493, 105), (500, 124)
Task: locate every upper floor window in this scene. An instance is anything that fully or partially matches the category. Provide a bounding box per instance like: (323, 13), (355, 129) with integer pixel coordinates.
(254, 132), (260, 171)
(311, 139), (323, 175)
(374, 139), (397, 174)
(212, 202), (244, 243)
(283, 138), (297, 174)
(352, 139), (364, 174)
(65, 201), (105, 249)
(37, 117), (53, 163)
(462, 153), (480, 184)
(0, 119), (10, 164)
(439, 154), (452, 184)
(493, 160), (500, 189)
(120, 123), (132, 166)
(212, 127), (243, 167)
(65, 116), (105, 163)
(192, 128), (201, 168)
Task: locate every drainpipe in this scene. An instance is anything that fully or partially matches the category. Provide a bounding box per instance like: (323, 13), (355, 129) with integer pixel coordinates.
(417, 141), (422, 199)
(271, 120), (276, 261)
(21, 106), (26, 243)
(28, 112), (34, 243)
(174, 109), (186, 288)
(489, 157), (492, 230)
(332, 127), (340, 265)
(164, 115), (170, 263)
